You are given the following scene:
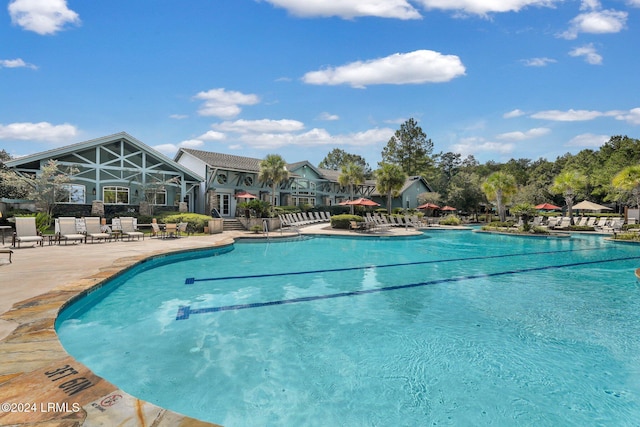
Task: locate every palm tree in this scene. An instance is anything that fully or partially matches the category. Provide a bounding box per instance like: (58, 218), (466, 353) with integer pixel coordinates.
(375, 163), (406, 214)
(338, 162), (365, 214)
(550, 170), (587, 223)
(258, 154), (289, 211)
(612, 165), (640, 208)
(482, 171), (517, 222)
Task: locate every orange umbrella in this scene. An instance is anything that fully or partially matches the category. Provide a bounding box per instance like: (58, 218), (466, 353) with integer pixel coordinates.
(345, 197), (380, 207)
(535, 202), (560, 210)
(441, 205), (457, 211)
(235, 191), (257, 199)
(417, 202), (440, 209)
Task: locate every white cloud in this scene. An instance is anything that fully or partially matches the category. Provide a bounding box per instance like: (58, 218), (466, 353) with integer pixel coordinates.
(569, 43), (603, 64)
(451, 137), (514, 156)
(303, 50), (465, 88)
(317, 112), (340, 121)
(503, 109), (525, 118)
(212, 119), (305, 133)
(521, 57), (556, 67)
(559, 9), (627, 39)
(415, 0), (561, 16)
(153, 139), (205, 157)
(193, 88), (260, 118)
(198, 130), (226, 141)
(262, 0), (421, 19)
(496, 127), (550, 141)
(565, 133), (609, 147)
(580, 0), (601, 11)
(236, 127), (395, 149)
(0, 122), (77, 142)
(628, 0), (640, 6)
(0, 58), (37, 69)
(8, 0), (80, 35)
(531, 109), (604, 121)
(614, 107), (640, 125)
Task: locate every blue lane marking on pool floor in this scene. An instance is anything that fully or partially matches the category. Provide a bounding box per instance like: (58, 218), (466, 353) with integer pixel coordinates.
(183, 247), (606, 285)
(175, 254), (640, 320)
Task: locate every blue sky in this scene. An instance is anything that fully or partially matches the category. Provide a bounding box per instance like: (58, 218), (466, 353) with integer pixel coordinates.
(1, 0), (639, 168)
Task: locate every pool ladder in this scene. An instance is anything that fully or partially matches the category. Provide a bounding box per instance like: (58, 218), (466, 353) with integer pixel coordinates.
(263, 219), (270, 240)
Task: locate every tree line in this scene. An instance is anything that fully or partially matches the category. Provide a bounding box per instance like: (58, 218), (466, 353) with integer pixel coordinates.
(317, 119), (640, 217)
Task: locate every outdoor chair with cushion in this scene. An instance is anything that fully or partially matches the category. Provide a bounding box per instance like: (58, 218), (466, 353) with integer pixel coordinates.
(164, 223), (178, 238)
(119, 217), (145, 241)
(84, 217), (111, 243)
(56, 217), (85, 245)
(12, 217), (43, 248)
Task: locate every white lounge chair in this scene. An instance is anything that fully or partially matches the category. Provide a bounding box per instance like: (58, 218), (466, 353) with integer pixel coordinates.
(120, 217), (145, 240)
(84, 217), (111, 243)
(56, 217), (85, 245)
(12, 217), (43, 248)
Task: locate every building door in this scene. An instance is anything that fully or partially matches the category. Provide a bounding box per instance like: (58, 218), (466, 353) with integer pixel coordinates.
(217, 193), (231, 217)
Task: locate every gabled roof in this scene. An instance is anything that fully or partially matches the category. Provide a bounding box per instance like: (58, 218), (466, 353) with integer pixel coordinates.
(371, 175), (432, 196)
(177, 148), (262, 173)
(5, 132), (204, 181)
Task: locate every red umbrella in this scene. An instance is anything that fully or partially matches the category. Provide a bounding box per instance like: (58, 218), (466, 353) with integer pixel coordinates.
(417, 202), (440, 209)
(345, 197), (380, 207)
(441, 205), (457, 211)
(235, 191), (257, 199)
(535, 203), (560, 210)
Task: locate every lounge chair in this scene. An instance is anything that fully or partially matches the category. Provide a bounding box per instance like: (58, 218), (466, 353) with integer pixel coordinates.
(593, 217), (609, 231)
(84, 217), (111, 243)
(603, 218), (623, 233)
(56, 217), (85, 245)
(576, 217), (589, 226)
(12, 217), (44, 248)
(120, 217), (145, 241)
(557, 217), (572, 229)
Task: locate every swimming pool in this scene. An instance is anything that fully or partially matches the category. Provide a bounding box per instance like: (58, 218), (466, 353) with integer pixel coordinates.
(56, 231), (640, 426)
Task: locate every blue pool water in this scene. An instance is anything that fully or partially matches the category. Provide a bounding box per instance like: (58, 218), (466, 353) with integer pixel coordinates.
(56, 231), (640, 426)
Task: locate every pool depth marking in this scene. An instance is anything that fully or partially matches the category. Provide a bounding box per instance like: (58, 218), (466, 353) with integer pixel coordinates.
(176, 254), (640, 320)
(183, 246), (605, 285)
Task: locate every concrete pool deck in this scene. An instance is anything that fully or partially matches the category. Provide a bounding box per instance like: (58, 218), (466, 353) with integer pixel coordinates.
(0, 223), (422, 426)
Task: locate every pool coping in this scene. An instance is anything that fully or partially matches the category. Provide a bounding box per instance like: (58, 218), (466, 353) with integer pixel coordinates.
(0, 223), (426, 426)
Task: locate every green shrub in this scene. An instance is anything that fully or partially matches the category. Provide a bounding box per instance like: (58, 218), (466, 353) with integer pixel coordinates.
(531, 226), (550, 234)
(439, 215), (462, 226)
(568, 225), (595, 231)
(160, 213), (212, 232)
(330, 214), (363, 229)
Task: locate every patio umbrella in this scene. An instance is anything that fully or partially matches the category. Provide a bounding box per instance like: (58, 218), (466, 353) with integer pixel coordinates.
(441, 205), (457, 211)
(417, 202), (440, 209)
(345, 197), (380, 207)
(235, 191), (257, 199)
(572, 200), (612, 211)
(535, 202), (561, 210)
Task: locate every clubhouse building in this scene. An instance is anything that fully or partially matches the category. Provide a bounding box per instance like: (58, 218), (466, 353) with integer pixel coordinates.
(4, 132), (433, 218)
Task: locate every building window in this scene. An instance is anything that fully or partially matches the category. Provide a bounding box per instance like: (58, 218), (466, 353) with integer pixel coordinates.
(216, 174), (227, 184)
(58, 184), (86, 204)
(243, 176), (253, 186)
(103, 186), (130, 204)
(145, 190), (167, 205)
